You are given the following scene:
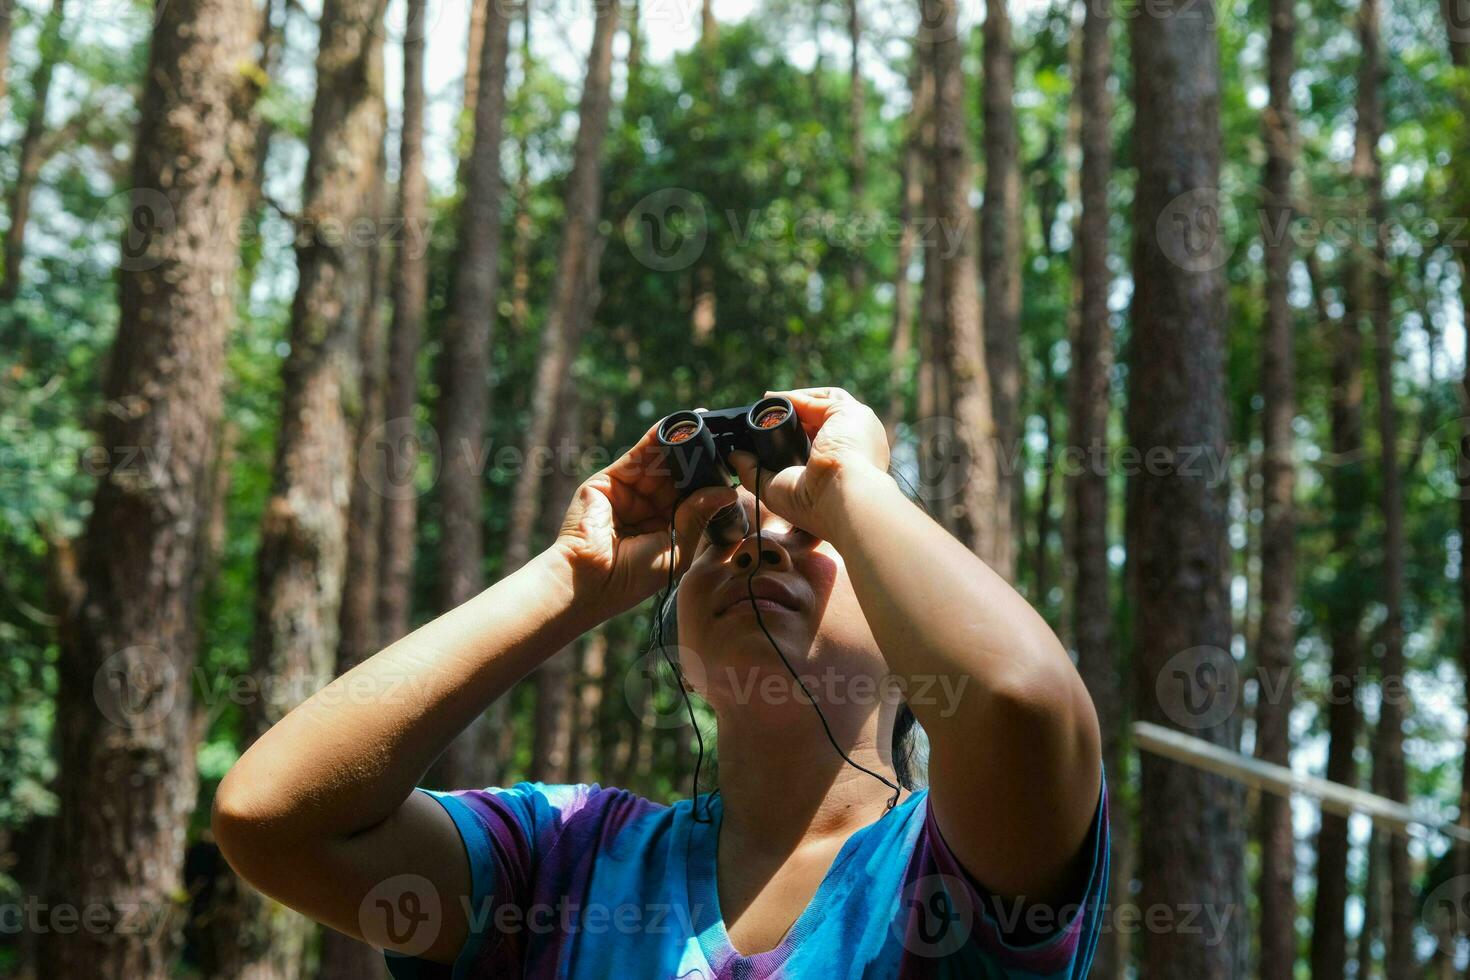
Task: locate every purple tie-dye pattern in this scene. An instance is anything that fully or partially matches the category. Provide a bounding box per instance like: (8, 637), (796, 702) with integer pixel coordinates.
(386, 777), (1107, 980)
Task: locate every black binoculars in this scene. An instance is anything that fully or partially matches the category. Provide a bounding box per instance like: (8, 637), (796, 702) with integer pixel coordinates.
(656, 396), (810, 545)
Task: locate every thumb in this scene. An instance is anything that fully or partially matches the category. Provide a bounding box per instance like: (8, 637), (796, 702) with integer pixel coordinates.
(728, 451), (803, 520)
(672, 485), (739, 554)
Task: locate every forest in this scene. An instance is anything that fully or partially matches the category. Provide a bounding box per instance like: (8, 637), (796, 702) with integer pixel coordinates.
(0, 0), (1467, 974)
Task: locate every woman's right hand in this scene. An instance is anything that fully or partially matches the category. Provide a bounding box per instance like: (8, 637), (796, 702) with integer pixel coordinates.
(552, 419), (738, 620)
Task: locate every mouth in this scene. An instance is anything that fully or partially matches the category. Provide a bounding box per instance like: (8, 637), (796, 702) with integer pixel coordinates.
(713, 579), (803, 618)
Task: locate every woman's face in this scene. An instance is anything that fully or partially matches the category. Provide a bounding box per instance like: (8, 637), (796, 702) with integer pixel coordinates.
(674, 486), (886, 715)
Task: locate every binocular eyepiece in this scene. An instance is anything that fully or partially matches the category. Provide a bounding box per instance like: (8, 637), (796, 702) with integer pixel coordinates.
(656, 396), (810, 545)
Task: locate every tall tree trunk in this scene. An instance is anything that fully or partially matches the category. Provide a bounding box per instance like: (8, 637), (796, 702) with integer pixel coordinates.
(501, 1), (619, 575)
(922, 0), (1000, 561)
(1126, 0), (1245, 974)
(1254, 0), (1298, 971)
(627, 0), (642, 86)
(846, 0), (866, 296)
(319, 153), (391, 980)
(1444, 1), (1470, 946)
(460, 0), (490, 155)
(239, 1), (386, 975)
(1309, 256), (1367, 980)
(1359, 0), (1411, 966)
(38, 0), (260, 975)
(510, 0), (534, 336)
(981, 0), (1020, 582)
(530, 381), (585, 781)
(886, 54), (926, 445)
(570, 629), (608, 783)
(377, 0), (431, 646)
(428, 0), (512, 791)
(1, 0), (67, 302)
(1070, 0), (1125, 974)
(0, 1), (15, 109)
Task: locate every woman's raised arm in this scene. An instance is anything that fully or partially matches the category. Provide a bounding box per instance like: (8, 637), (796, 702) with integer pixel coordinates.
(212, 425), (736, 964)
(731, 387), (1102, 909)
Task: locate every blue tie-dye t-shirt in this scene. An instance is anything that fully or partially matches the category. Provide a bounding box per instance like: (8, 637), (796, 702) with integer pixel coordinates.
(384, 779), (1108, 979)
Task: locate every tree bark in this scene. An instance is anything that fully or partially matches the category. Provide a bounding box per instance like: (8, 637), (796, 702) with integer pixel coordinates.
(427, 0), (512, 791)
(0, 0), (14, 109)
(1357, 0), (1411, 969)
(501, 1), (619, 575)
(569, 629), (608, 783)
(1253, 0), (1298, 972)
(1308, 246), (1367, 980)
(1443, 0), (1470, 946)
(240, 1), (386, 975)
(846, 0), (865, 296)
(627, 0), (642, 86)
(922, 0), (1000, 561)
(1070, 0), (1125, 974)
(884, 55), (924, 446)
(319, 151), (391, 980)
(377, 0), (432, 646)
(981, 0), (1020, 582)
(530, 380), (585, 782)
(1, 0), (67, 302)
(461, 0), (490, 152)
(1254, 0), (1299, 968)
(37, 0), (260, 975)
(510, 0), (534, 337)
(1126, 0), (1246, 975)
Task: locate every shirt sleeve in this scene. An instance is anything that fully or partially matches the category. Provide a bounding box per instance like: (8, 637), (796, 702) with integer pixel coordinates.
(908, 772), (1110, 978)
(384, 782), (601, 980)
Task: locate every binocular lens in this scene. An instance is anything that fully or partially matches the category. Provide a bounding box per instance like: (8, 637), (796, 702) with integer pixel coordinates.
(663, 420), (700, 444)
(752, 407), (788, 429)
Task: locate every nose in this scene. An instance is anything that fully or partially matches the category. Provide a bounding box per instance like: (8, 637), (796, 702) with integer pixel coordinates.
(730, 528), (793, 573)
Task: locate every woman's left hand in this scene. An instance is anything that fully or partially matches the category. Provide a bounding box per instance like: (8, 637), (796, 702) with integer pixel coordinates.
(729, 386), (890, 542)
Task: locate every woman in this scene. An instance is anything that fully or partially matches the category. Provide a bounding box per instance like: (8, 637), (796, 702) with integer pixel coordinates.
(214, 386), (1107, 978)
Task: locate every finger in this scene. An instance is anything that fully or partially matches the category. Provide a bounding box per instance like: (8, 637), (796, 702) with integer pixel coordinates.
(765, 387), (849, 439)
(671, 485), (740, 564)
(728, 450), (801, 520)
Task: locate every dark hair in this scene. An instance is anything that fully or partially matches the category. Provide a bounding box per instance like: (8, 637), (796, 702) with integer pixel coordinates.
(657, 464), (931, 791)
